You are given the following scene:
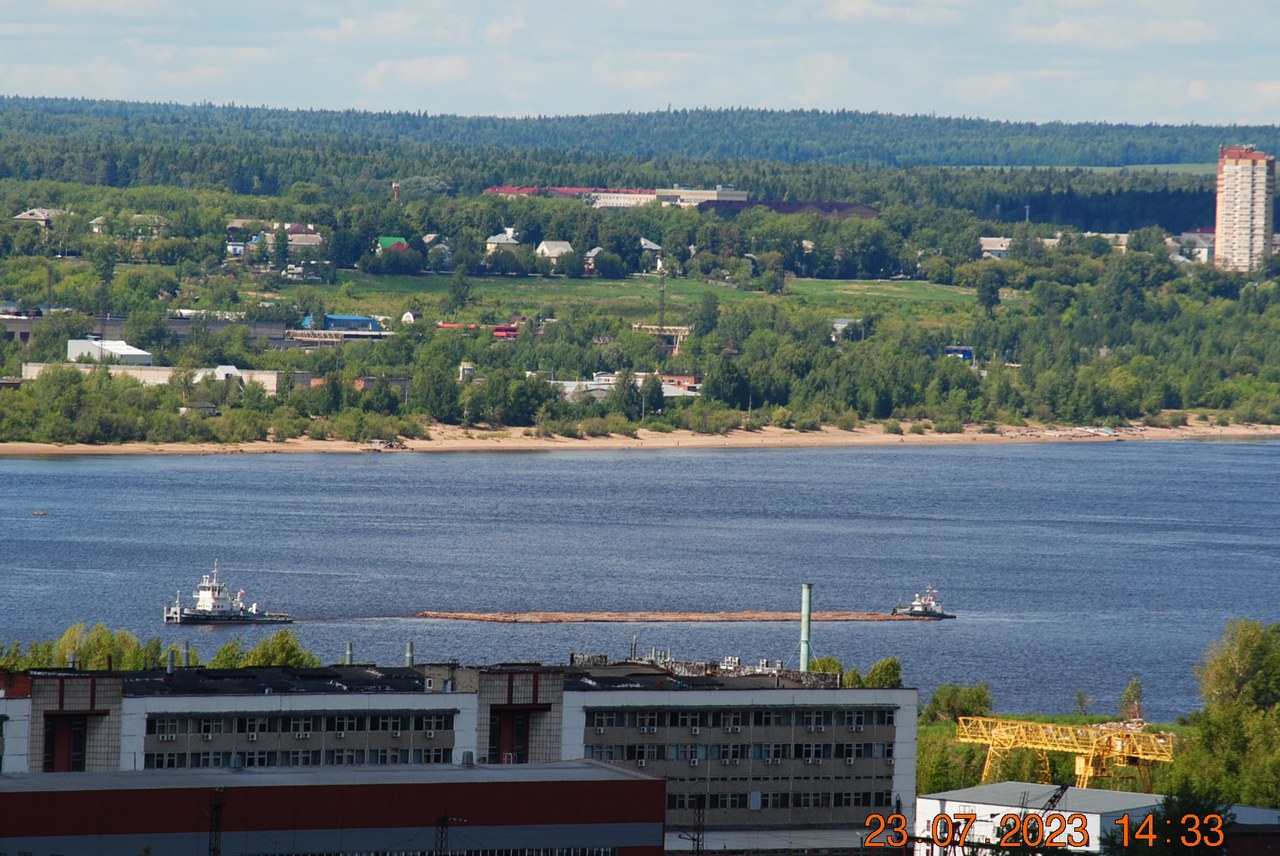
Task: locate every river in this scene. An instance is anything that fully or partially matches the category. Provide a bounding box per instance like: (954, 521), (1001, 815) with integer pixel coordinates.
(3, 440), (1277, 722)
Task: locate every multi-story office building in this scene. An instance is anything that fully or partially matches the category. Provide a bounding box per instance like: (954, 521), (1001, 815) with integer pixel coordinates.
(1215, 145), (1276, 272)
(0, 654), (916, 853)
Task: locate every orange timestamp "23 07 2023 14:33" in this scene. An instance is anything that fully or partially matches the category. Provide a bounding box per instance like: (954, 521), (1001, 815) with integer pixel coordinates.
(864, 811), (1226, 849)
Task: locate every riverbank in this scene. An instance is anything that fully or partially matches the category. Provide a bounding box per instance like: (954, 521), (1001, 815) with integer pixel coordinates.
(2, 420), (1278, 456)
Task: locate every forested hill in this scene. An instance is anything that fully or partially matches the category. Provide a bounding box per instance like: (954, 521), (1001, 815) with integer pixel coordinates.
(3, 97), (1279, 168)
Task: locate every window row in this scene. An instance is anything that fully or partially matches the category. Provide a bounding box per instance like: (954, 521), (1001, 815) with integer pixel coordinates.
(146, 712), (454, 736)
(143, 747), (453, 769)
(589, 707), (895, 730)
(583, 742), (895, 761)
(667, 791), (895, 810)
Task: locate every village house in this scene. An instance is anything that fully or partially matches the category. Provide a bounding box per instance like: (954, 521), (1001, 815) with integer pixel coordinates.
(485, 227), (520, 254)
(534, 240), (574, 266)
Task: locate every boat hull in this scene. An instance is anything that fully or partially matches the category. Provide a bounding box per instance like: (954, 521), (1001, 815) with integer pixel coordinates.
(164, 609), (293, 625)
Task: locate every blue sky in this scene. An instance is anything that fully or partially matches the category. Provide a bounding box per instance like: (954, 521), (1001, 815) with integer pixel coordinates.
(4, 0), (1278, 125)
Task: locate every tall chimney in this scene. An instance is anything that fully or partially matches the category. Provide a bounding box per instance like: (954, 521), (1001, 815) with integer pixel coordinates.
(800, 582), (813, 672)
(405, 641), (415, 667)
(344, 642), (353, 666)
(166, 650), (175, 675)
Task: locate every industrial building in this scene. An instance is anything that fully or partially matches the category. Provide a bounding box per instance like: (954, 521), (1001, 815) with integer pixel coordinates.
(0, 649), (916, 854)
(0, 762), (664, 856)
(66, 337), (152, 365)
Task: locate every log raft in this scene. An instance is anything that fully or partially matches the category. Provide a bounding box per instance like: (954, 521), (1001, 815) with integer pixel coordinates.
(415, 610), (931, 623)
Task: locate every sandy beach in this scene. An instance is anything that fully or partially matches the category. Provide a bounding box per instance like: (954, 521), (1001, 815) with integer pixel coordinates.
(2, 421), (1277, 457)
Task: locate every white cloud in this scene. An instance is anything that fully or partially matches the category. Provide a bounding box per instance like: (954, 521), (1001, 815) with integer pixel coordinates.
(819, 0), (970, 24)
(483, 11), (526, 48)
(360, 55), (473, 91)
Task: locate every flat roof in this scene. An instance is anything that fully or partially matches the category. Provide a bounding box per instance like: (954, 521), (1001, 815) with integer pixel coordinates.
(0, 760), (651, 795)
(123, 664), (440, 697)
(564, 661), (847, 692)
(922, 782), (1163, 815)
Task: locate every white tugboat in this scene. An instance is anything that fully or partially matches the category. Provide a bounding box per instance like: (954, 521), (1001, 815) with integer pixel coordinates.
(164, 562), (293, 624)
(891, 585), (956, 620)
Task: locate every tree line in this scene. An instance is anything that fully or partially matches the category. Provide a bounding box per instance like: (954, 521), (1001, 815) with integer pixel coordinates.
(5, 97), (1279, 169)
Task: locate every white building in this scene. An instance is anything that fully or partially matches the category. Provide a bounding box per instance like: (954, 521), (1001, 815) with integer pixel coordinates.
(1215, 145), (1276, 272)
(0, 653), (917, 847)
(914, 782), (1280, 855)
(67, 338), (152, 366)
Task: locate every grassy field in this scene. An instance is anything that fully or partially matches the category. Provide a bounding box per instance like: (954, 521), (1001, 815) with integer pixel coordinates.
(299, 271), (986, 321)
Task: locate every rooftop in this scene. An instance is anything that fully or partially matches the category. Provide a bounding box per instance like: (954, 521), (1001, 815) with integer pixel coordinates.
(121, 664), (441, 697)
(923, 782), (1163, 815)
(0, 759), (650, 795)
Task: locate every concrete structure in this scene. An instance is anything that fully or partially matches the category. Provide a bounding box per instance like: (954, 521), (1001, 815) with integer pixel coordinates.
(1215, 145), (1276, 272)
(66, 338), (152, 366)
(22, 363), (307, 396)
(0, 762), (664, 856)
(656, 185), (750, 207)
(551, 371), (700, 402)
(0, 653), (916, 850)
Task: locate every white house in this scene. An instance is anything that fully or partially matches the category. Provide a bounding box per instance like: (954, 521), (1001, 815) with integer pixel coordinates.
(535, 240), (574, 265)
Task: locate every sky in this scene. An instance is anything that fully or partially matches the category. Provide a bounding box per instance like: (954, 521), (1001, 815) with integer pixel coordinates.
(3, 0), (1279, 126)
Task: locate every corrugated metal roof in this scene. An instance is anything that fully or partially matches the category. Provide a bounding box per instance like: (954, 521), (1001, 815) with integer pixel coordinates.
(923, 782), (1162, 815)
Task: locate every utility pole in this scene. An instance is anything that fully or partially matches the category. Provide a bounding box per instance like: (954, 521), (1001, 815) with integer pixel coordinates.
(677, 803), (706, 856)
(206, 787), (226, 856)
(435, 814), (465, 856)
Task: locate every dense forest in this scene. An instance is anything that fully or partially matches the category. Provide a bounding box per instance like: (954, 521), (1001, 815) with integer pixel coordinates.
(5, 97), (1280, 168)
(0, 97), (1242, 233)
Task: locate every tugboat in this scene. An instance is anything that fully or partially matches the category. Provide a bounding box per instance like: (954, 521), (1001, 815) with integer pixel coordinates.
(164, 561), (293, 625)
(891, 585), (956, 620)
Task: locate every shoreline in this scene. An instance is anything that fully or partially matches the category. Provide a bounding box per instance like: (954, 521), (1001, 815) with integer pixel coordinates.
(2, 421), (1278, 457)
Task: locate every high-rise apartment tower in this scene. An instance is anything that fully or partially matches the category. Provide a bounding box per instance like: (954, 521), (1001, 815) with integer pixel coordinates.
(1214, 145), (1275, 272)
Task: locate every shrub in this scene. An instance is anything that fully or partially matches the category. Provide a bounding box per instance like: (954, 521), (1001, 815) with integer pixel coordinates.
(793, 411), (822, 432)
(833, 410), (861, 431)
(935, 418), (965, 434)
(909, 422), (928, 435)
(882, 419), (903, 435)
(579, 417), (612, 437)
(604, 412), (637, 437)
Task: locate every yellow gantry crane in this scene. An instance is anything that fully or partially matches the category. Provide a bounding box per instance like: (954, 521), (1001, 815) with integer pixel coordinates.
(956, 716), (1176, 792)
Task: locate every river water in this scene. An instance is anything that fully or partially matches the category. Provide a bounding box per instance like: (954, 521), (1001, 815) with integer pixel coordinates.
(3, 440), (1277, 722)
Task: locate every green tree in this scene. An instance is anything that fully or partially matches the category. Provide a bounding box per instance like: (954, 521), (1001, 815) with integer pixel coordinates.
(640, 373), (665, 418)
(1119, 677), (1144, 721)
(209, 639), (246, 669)
(447, 269), (473, 311)
(241, 630), (321, 668)
(690, 291), (720, 336)
(604, 368), (641, 420)
(271, 228), (290, 270)
(808, 655), (844, 676)
(921, 683), (993, 722)
(863, 656), (904, 688)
